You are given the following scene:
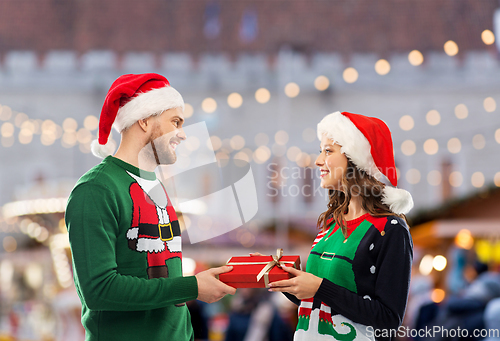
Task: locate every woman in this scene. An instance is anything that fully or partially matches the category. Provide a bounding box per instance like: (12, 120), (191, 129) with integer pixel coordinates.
(268, 111), (414, 341)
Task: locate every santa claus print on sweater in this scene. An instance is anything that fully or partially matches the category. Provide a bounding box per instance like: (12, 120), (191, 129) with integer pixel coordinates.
(125, 171), (182, 280)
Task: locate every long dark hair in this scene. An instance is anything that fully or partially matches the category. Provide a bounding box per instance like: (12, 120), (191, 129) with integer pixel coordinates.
(317, 159), (406, 236)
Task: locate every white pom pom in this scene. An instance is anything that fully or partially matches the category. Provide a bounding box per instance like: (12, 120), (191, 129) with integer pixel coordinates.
(381, 186), (414, 215)
(91, 139), (116, 159)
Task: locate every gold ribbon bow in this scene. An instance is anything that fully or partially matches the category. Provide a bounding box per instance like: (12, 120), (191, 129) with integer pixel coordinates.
(256, 248), (284, 288)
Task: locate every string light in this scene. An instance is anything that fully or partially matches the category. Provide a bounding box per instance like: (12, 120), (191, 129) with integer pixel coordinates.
(406, 169), (421, 185)
(201, 98), (217, 113)
(427, 170), (442, 186)
(253, 146), (271, 164)
(455, 104), (468, 119)
(481, 30), (495, 45)
(408, 50), (424, 66)
(343, 67), (358, 83)
(181, 103), (193, 118)
(227, 93), (243, 108)
(284, 82), (300, 98)
(62, 118), (78, 132)
(83, 115), (99, 131)
(449, 171), (463, 187)
(472, 134), (485, 150)
(1, 122), (14, 138)
(230, 135), (245, 150)
(14, 113), (29, 127)
(444, 40), (459, 56)
(483, 97), (496, 112)
(302, 128), (316, 143)
(274, 130), (289, 145)
(0, 106), (13, 121)
(374, 59), (391, 75)
(426, 110), (441, 126)
(471, 172), (485, 188)
(207, 136), (221, 151)
(286, 146), (301, 162)
(401, 140), (416, 156)
(314, 76), (330, 91)
(423, 139), (439, 155)
(447, 138), (461, 154)
(255, 88), (271, 104)
(494, 172), (500, 187)
(399, 115), (414, 131)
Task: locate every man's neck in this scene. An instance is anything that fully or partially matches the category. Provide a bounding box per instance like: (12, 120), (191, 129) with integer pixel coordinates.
(114, 148), (156, 172)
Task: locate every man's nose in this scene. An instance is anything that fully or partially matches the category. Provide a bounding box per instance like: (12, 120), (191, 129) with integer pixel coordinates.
(177, 128), (187, 140)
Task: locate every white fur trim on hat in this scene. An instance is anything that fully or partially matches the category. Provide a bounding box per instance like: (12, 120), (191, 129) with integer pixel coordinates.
(91, 138), (116, 159)
(317, 111), (382, 179)
(382, 186), (414, 215)
(113, 86), (184, 133)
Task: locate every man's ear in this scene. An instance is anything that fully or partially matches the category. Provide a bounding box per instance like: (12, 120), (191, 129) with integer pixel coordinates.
(137, 118), (150, 132)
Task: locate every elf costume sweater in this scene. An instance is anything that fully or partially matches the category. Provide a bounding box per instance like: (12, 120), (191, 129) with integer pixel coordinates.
(65, 156), (198, 341)
(292, 213), (413, 341)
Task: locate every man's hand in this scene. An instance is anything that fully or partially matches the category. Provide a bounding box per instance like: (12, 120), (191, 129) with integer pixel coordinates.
(195, 265), (236, 303)
(268, 265), (323, 300)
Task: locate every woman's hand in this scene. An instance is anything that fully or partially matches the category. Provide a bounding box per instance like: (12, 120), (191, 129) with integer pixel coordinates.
(249, 252), (264, 256)
(268, 265), (323, 300)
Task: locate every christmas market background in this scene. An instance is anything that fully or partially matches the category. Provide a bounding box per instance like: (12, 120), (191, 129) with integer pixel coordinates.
(1, 1), (500, 340)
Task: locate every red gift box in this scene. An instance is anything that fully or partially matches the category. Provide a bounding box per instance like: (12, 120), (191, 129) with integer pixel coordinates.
(218, 249), (301, 288)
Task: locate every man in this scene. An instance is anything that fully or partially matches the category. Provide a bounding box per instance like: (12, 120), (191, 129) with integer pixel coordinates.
(65, 73), (236, 341)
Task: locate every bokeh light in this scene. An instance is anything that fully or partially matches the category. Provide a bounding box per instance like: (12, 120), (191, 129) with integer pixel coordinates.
(202, 98), (217, 113)
(449, 171), (463, 187)
(401, 140), (416, 156)
(84, 115), (99, 131)
(426, 110), (441, 126)
(447, 138), (461, 154)
(314, 76), (330, 91)
(484, 97), (496, 112)
(399, 115), (414, 131)
(227, 93), (243, 108)
(455, 229), (474, 250)
(374, 59), (391, 75)
(406, 168), (421, 184)
(343, 67), (358, 83)
(444, 40), (459, 56)
(472, 134), (485, 150)
(427, 170), (442, 186)
(408, 50), (424, 66)
(471, 172), (485, 188)
(433, 255), (447, 271)
(423, 139), (439, 155)
(284, 82), (300, 98)
(455, 104), (468, 119)
(275, 130), (289, 145)
(230, 135), (245, 150)
(255, 88), (271, 104)
(184, 103), (194, 118)
(481, 30), (495, 45)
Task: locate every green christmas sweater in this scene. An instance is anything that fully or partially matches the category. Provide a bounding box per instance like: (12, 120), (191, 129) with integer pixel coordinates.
(293, 213), (413, 341)
(65, 156), (198, 341)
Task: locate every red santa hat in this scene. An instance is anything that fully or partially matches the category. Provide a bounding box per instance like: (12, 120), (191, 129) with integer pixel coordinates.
(317, 111), (414, 215)
(91, 73), (184, 158)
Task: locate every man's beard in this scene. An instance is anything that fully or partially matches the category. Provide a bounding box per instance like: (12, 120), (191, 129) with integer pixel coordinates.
(141, 125), (178, 166)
